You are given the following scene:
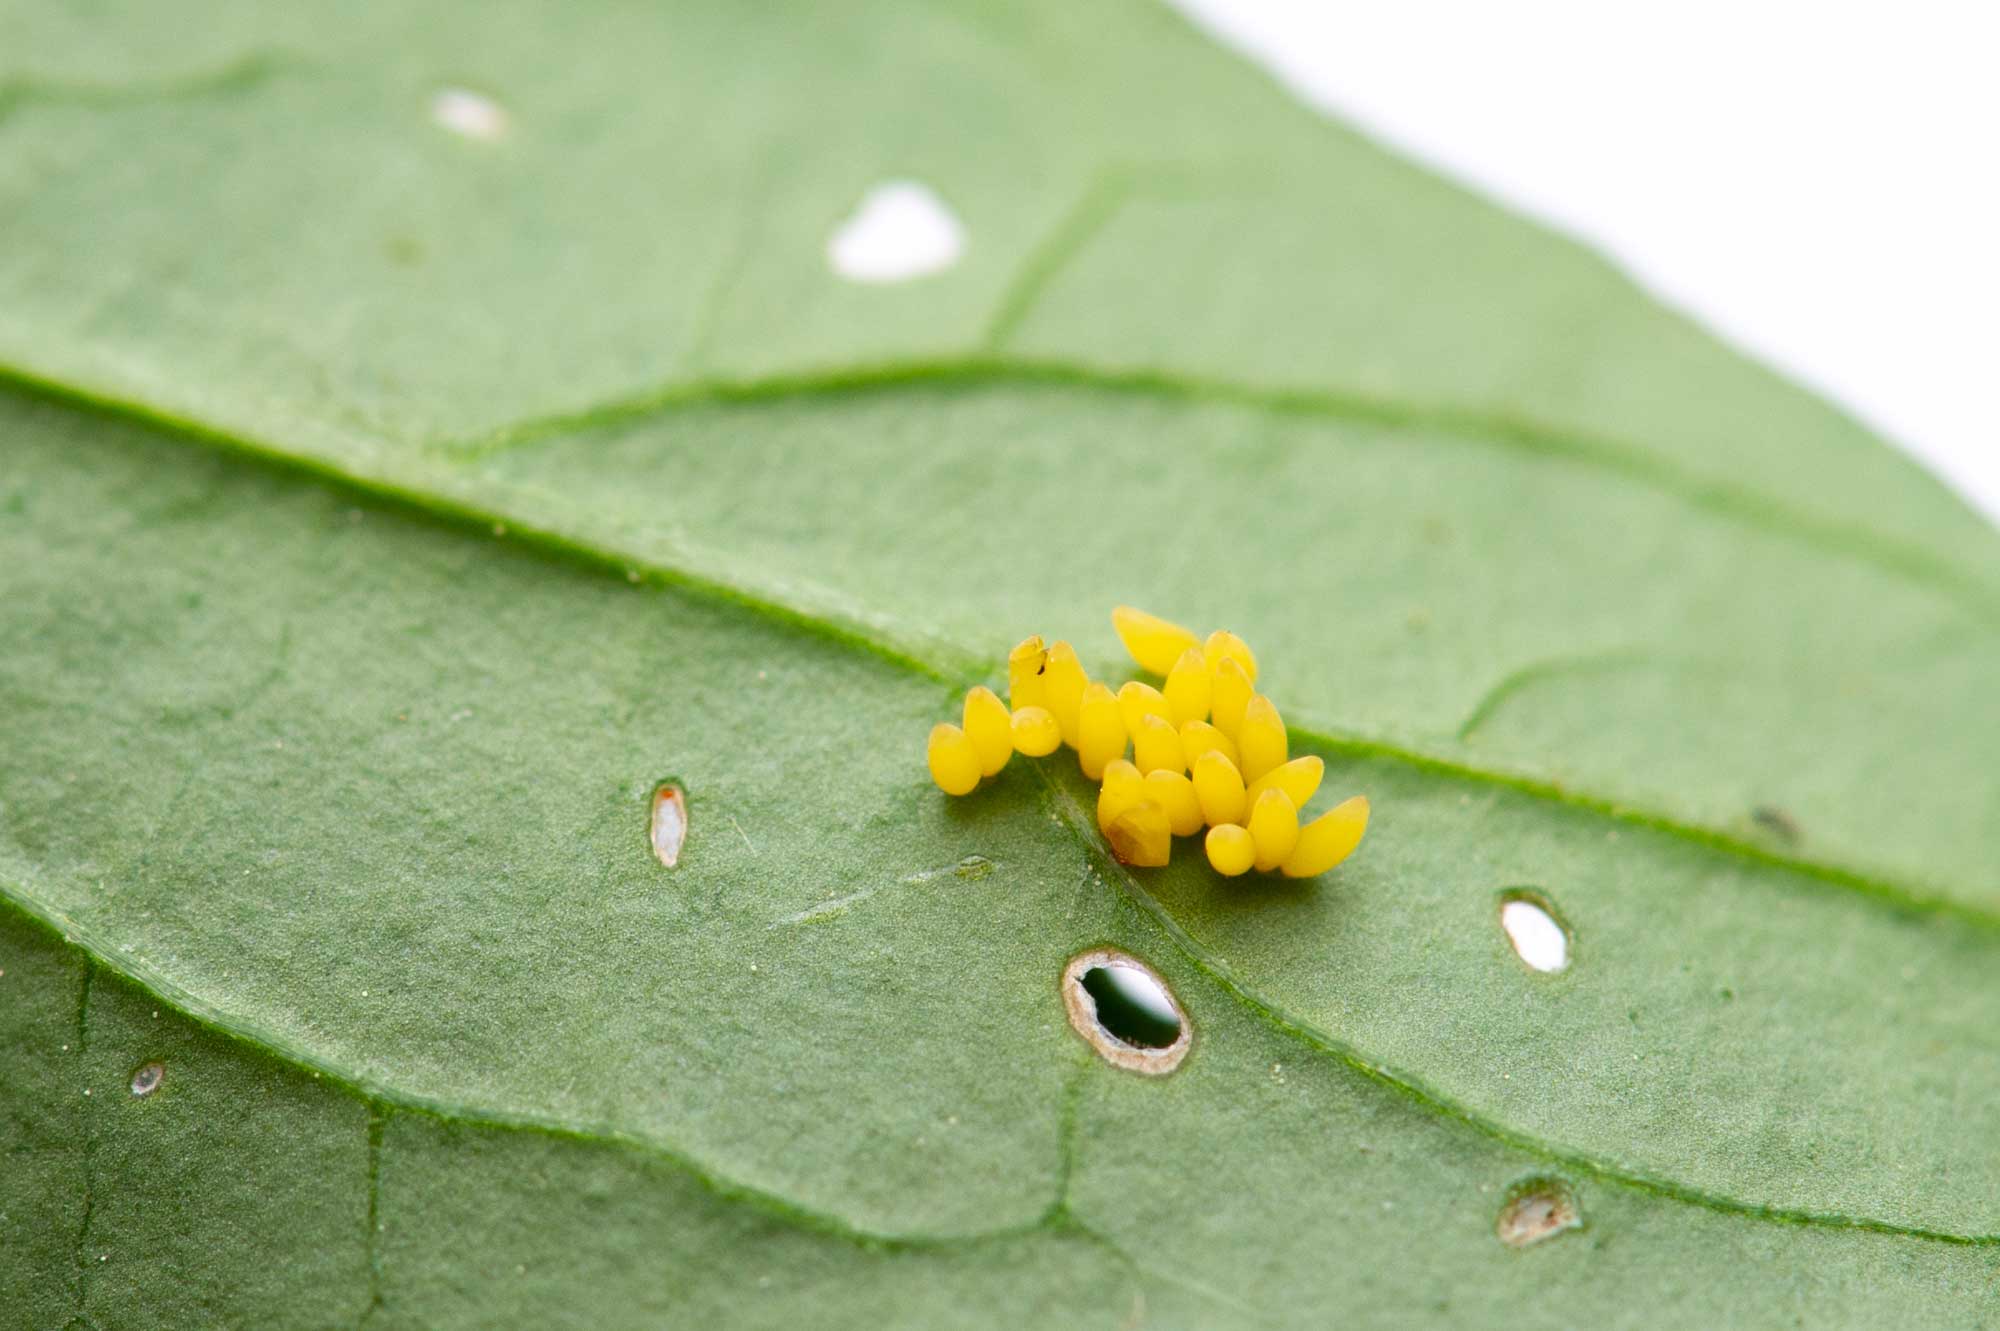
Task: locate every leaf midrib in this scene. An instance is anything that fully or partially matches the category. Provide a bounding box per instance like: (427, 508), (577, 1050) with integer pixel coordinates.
(5, 376), (1998, 1248)
(4, 358), (1989, 927)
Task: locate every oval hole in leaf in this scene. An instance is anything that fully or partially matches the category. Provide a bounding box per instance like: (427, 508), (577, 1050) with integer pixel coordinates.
(1082, 967), (1181, 1048)
(650, 783), (688, 868)
(1061, 948), (1189, 1075)
(1498, 890), (1569, 973)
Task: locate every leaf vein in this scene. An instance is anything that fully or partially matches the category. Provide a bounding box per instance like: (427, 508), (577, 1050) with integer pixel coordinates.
(0, 51), (302, 131)
(4, 367), (1993, 925)
(428, 357), (2000, 629)
(1036, 768), (2000, 1250)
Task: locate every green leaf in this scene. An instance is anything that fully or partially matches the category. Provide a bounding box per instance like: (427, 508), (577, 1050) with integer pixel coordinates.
(3, 1), (1997, 1327)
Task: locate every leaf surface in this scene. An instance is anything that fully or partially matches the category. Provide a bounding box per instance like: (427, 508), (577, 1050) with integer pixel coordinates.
(2, 1), (1997, 1326)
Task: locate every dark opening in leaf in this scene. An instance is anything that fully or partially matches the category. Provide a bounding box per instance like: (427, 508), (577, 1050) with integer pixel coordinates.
(1080, 965), (1183, 1049)
(1060, 948), (1191, 1075)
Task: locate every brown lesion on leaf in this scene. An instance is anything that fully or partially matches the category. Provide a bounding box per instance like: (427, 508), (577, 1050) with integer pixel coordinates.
(1751, 804), (1802, 845)
(1494, 1176), (1583, 1249)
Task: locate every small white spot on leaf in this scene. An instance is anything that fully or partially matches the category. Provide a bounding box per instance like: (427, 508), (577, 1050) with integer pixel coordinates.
(130, 1062), (163, 1097)
(431, 87), (509, 141)
(1500, 895), (1568, 973)
(650, 784), (688, 868)
(826, 181), (965, 283)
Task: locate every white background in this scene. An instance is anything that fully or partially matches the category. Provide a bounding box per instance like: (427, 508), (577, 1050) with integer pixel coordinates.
(1169, 0), (1999, 522)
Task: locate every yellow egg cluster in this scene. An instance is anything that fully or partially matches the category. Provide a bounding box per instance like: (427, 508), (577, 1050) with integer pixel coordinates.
(924, 606), (1369, 880)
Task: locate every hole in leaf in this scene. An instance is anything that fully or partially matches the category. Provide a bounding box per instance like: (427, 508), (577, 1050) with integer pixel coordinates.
(129, 1062), (164, 1097)
(1499, 891), (1569, 973)
(826, 181), (965, 283)
(1494, 1176), (1582, 1248)
(431, 87), (508, 141)
(1081, 968), (1181, 1048)
(650, 784), (688, 868)
(1061, 948), (1189, 1075)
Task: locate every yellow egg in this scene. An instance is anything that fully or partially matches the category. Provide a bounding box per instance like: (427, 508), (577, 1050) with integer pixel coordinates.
(1007, 634), (1048, 712)
(1162, 647), (1213, 726)
(1191, 750), (1248, 827)
(1282, 796), (1370, 878)
(1077, 682), (1126, 780)
(1096, 759), (1146, 836)
(1010, 705), (1062, 757)
(1204, 823), (1255, 877)
(1106, 800), (1172, 868)
(1178, 719), (1240, 770)
(1133, 714), (1186, 776)
(1211, 656), (1254, 741)
(1144, 769), (1204, 837)
(962, 686), (1014, 777)
(1117, 680), (1173, 738)
(1245, 755), (1321, 811)
(1112, 605), (1200, 676)
(1041, 640), (1089, 747)
(1202, 629), (1258, 686)
(926, 723), (981, 796)
(1237, 694), (1288, 783)
(1248, 788), (1301, 872)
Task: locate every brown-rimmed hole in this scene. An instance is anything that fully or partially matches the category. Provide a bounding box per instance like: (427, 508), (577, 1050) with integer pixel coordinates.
(1061, 949), (1189, 1075)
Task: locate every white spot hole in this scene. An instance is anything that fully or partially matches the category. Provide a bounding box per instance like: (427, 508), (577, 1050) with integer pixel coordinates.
(1500, 894), (1568, 973)
(130, 1062), (163, 1097)
(826, 181), (964, 284)
(650, 784), (688, 869)
(1061, 948), (1190, 1075)
(431, 88), (508, 141)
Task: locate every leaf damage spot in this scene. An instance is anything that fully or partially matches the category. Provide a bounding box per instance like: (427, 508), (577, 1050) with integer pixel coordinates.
(826, 180), (965, 283)
(1751, 804), (1802, 845)
(1062, 948), (1189, 1075)
(1498, 891), (1569, 973)
(1494, 1177), (1582, 1248)
(650, 783), (688, 868)
(129, 1061), (164, 1097)
(430, 87), (508, 141)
